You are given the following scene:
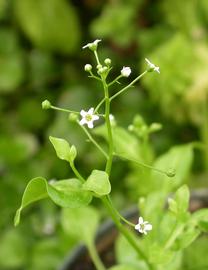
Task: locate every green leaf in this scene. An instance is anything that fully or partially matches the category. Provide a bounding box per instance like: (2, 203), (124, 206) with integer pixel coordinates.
(61, 206), (99, 245)
(175, 185), (190, 214)
(0, 229), (27, 268)
(151, 144), (193, 192)
(14, 0), (80, 54)
(14, 177), (48, 226)
(50, 179), (92, 208)
(83, 170), (111, 196)
(94, 126), (142, 161)
(49, 136), (76, 163)
(173, 227), (200, 250)
(191, 208), (208, 232)
(115, 234), (148, 269)
(149, 243), (174, 265)
(14, 177), (92, 226)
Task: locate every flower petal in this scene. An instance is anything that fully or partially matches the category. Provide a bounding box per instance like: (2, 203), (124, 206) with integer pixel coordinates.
(80, 110), (87, 117)
(79, 119), (86, 126)
(145, 224), (152, 231)
(87, 121), (94, 129)
(138, 217), (143, 224)
(88, 107), (94, 114)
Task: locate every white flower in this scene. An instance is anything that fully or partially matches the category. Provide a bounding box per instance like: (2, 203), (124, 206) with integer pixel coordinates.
(145, 58), (160, 73)
(79, 108), (99, 129)
(121, 66), (131, 77)
(82, 39), (101, 51)
(135, 216), (152, 235)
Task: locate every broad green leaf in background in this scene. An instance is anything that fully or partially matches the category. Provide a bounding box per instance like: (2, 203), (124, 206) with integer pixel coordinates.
(83, 170), (111, 196)
(149, 243), (174, 265)
(150, 144), (193, 192)
(0, 28), (25, 92)
(14, 177), (92, 226)
(173, 226), (200, 251)
(142, 34), (196, 123)
(0, 229), (27, 268)
(49, 136), (77, 163)
(174, 185), (190, 215)
(61, 206), (99, 245)
(94, 125), (142, 161)
(190, 208), (208, 232)
(14, 0), (80, 54)
(115, 234), (148, 270)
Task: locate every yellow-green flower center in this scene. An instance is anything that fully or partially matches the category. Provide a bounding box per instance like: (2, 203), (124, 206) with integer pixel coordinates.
(85, 114), (92, 121)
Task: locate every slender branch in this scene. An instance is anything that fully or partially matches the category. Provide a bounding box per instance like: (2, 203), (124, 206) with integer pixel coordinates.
(108, 74), (123, 87)
(87, 241), (106, 270)
(107, 195), (135, 227)
(79, 123), (109, 159)
(94, 51), (101, 66)
(104, 80), (114, 174)
(109, 70), (148, 102)
(50, 105), (79, 114)
(70, 162), (85, 183)
(114, 153), (174, 177)
(94, 97), (106, 113)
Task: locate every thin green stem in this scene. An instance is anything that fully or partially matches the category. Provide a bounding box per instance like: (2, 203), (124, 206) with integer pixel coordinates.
(109, 70), (148, 101)
(164, 223), (184, 250)
(79, 122), (109, 159)
(94, 97), (106, 113)
(70, 162), (85, 183)
(108, 74), (123, 87)
(50, 105), (79, 114)
(104, 80), (114, 175)
(114, 153), (174, 177)
(101, 196), (154, 270)
(87, 241), (106, 270)
(107, 195), (135, 227)
(94, 51), (101, 66)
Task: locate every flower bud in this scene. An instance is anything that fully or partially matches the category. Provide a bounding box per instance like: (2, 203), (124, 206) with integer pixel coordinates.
(84, 64), (92, 72)
(104, 58), (111, 65)
(68, 113), (78, 122)
(42, 100), (51, 110)
(149, 123), (162, 133)
(96, 64), (102, 70)
(166, 168), (176, 178)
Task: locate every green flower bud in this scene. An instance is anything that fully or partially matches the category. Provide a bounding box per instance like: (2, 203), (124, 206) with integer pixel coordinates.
(166, 168), (176, 178)
(68, 113), (78, 122)
(96, 64), (102, 70)
(42, 100), (51, 110)
(104, 58), (111, 65)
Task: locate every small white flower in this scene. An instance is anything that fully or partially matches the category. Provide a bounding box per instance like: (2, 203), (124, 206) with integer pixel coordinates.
(121, 66), (131, 77)
(135, 216), (152, 235)
(82, 39), (101, 51)
(79, 108), (99, 129)
(145, 58), (160, 73)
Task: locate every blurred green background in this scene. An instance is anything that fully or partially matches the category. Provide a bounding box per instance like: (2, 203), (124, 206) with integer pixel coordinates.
(0, 0), (208, 269)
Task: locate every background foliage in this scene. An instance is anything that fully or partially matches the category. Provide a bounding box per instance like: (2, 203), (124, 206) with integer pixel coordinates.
(0, 0), (207, 269)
